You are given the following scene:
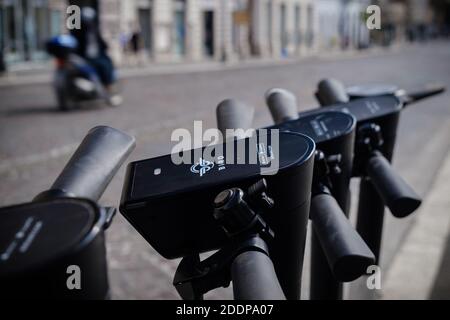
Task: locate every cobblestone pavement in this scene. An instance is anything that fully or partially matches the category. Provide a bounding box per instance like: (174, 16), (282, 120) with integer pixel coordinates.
(1, 42), (450, 299)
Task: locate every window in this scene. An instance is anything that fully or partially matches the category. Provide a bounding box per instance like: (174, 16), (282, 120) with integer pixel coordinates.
(306, 4), (314, 48)
(174, 0), (186, 56)
(295, 4), (301, 47)
(5, 5), (17, 54)
(267, 0), (272, 52)
(34, 5), (50, 52)
(280, 3), (288, 52)
(50, 9), (62, 37)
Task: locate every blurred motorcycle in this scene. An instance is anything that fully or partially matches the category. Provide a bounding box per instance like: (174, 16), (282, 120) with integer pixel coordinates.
(46, 35), (122, 111)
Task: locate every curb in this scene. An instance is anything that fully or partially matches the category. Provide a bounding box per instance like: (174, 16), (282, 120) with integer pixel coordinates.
(381, 131), (450, 299)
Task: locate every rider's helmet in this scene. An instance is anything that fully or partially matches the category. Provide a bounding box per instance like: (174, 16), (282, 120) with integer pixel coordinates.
(81, 7), (97, 27)
(46, 34), (79, 58)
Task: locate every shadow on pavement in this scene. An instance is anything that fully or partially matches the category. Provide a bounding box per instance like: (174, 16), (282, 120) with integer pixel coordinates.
(0, 106), (60, 117)
(0, 103), (108, 117)
(430, 228), (450, 300)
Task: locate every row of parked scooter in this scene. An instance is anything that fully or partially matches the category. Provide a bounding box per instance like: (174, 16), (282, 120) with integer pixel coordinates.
(0, 78), (444, 299)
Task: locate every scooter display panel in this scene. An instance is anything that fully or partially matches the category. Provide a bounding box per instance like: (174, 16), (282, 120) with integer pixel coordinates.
(120, 130), (315, 259)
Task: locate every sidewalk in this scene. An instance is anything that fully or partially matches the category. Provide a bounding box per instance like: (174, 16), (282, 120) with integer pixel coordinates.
(381, 142), (450, 299)
(0, 58), (291, 87)
(0, 44), (410, 88)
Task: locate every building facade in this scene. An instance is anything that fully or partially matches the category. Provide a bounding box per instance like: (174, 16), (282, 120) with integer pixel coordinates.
(98, 0), (318, 64)
(374, 0), (441, 45)
(315, 0), (370, 51)
(249, 0), (316, 58)
(0, 0), (65, 65)
(0, 0), (446, 69)
(341, 0), (371, 50)
(96, 0), (232, 63)
(430, 0), (450, 35)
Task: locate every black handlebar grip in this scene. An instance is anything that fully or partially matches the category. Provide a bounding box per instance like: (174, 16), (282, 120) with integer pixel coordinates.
(36, 126), (136, 202)
(316, 78), (350, 106)
(216, 99), (254, 140)
(310, 193), (375, 282)
(366, 151), (422, 218)
(231, 250), (286, 300)
(404, 86), (446, 106)
(265, 88), (299, 124)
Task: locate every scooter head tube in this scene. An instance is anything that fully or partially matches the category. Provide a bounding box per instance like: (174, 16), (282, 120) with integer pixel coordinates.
(120, 130), (315, 260)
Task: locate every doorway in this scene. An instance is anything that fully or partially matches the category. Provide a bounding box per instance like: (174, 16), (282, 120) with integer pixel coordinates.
(203, 11), (214, 57)
(138, 8), (153, 55)
(1, 0), (51, 63)
(280, 3), (288, 56)
(174, 1), (186, 57)
(294, 4), (301, 52)
(266, 1), (273, 55)
(306, 4), (314, 48)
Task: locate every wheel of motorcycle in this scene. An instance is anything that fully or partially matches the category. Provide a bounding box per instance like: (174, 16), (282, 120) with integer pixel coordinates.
(56, 90), (77, 112)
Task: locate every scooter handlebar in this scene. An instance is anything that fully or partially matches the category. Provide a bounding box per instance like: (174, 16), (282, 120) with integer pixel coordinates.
(310, 193), (375, 282)
(265, 88), (299, 124)
(36, 126), (135, 202)
(216, 99), (255, 140)
(316, 78), (350, 106)
(404, 86), (446, 106)
(366, 151), (422, 218)
(231, 248), (286, 300)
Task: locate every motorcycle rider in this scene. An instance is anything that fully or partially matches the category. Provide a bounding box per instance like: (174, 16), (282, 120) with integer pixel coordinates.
(72, 7), (122, 106)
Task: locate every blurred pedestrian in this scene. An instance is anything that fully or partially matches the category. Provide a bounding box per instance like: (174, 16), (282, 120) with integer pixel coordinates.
(120, 31), (130, 55)
(129, 28), (142, 66)
(119, 30), (131, 66)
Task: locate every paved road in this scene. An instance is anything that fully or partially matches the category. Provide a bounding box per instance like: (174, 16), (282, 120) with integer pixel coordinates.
(1, 42), (450, 299)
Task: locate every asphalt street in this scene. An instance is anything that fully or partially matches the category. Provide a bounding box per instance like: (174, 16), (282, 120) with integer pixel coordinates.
(1, 42), (449, 299)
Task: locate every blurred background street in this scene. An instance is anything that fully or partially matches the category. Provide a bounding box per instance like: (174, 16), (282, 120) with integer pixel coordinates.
(1, 0), (450, 300)
(1, 41), (450, 299)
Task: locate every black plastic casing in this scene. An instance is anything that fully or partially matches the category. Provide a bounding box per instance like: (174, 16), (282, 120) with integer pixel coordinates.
(268, 111), (356, 212)
(120, 131), (315, 300)
(269, 110), (357, 300)
(301, 95), (402, 176)
(311, 95), (404, 266)
(120, 130), (315, 257)
(0, 199), (110, 299)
